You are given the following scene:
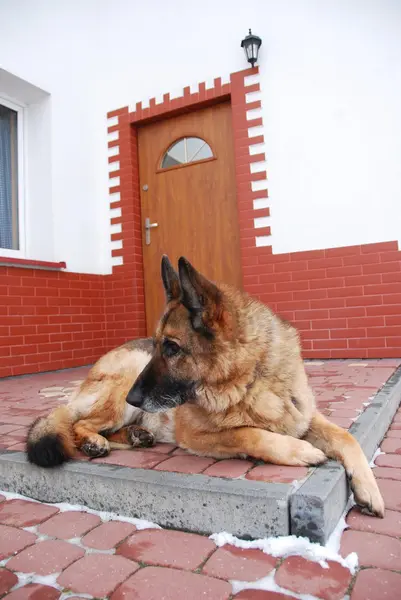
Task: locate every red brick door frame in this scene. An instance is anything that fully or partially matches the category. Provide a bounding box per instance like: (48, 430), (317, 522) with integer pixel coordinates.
(105, 66), (270, 348)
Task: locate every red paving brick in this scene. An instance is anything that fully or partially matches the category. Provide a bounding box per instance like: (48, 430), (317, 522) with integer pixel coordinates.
(0, 499), (59, 527)
(0, 569), (18, 596)
(0, 424), (23, 434)
(58, 554), (139, 596)
(81, 520), (136, 550)
(0, 436), (26, 449)
(246, 465), (309, 483)
(111, 566), (231, 600)
(346, 507), (401, 537)
(172, 447), (189, 456)
(37, 510), (101, 539)
(376, 478), (401, 511)
(0, 416), (36, 426)
(141, 443), (177, 454)
(118, 529), (215, 570)
(203, 459), (254, 478)
(275, 556), (351, 600)
(330, 408), (359, 418)
(351, 568), (401, 599)
(0, 524), (37, 560)
(329, 416), (354, 428)
(92, 449), (165, 469)
(373, 466), (401, 480)
(5, 442), (26, 452)
(153, 455), (216, 473)
(340, 530), (401, 570)
(6, 539), (84, 574)
(381, 438), (401, 453)
(0, 494), (5, 502)
(386, 428), (401, 438)
(375, 453), (401, 468)
(4, 584), (61, 600)
(203, 545), (276, 581)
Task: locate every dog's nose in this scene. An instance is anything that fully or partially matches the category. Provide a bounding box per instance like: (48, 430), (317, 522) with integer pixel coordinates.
(126, 384), (144, 408)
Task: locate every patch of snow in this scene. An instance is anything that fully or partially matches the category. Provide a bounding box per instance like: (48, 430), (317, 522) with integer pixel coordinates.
(1, 490), (41, 503)
(369, 447), (384, 468)
(325, 496), (355, 555)
(10, 571), (61, 591)
(23, 526), (38, 534)
(0, 490), (160, 531)
(35, 534), (52, 542)
(60, 594), (93, 600)
(53, 501), (160, 530)
(231, 570), (317, 599)
(211, 497), (357, 575)
(67, 536), (115, 554)
(85, 546), (116, 555)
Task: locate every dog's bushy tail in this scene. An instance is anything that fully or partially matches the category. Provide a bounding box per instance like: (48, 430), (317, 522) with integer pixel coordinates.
(26, 405), (76, 468)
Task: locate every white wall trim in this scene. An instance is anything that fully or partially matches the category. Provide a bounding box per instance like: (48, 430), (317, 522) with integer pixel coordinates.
(0, 95), (26, 258)
(244, 72), (271, 248)
(107, 114), (123, 268)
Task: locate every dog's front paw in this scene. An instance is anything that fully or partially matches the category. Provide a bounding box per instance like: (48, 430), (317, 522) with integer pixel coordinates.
(293, 440), (327, 466)
(350, 472), (385, 518)
(128, 425), (155, 448)
(81, 437), (110, 458)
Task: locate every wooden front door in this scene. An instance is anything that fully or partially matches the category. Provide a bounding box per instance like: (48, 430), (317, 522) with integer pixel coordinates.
(138, 101), (242, 333)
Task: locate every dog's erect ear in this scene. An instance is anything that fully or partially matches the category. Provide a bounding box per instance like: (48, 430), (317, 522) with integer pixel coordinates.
(178, 257), (222, 335)
(161, 255), (181, 302)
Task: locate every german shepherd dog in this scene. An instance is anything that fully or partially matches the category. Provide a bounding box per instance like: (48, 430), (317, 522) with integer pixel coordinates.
(27, 256), (384, 518)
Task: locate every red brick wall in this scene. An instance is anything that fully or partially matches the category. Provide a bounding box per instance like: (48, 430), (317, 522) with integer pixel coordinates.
(1, 68), (400, 378)
(0, 268), (106, 378)
(1, 241), (400, 377)
(241, 241), (401, 359)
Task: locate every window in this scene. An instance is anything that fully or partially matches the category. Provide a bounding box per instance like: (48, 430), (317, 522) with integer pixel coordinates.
(0, 98), (23, 252)
(161, 137), (213, 169)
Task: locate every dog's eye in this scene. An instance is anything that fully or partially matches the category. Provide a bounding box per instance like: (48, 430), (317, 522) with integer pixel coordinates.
(163, 340), (181, 358)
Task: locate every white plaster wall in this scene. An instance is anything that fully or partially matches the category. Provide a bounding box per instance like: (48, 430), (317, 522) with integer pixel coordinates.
(0, 0), (400, 273)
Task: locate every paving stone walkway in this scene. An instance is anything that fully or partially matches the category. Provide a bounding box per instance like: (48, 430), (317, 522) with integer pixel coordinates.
(0, 359), (401, 598)
(0, 395), (401, 600)
(1, 359), (399, 485)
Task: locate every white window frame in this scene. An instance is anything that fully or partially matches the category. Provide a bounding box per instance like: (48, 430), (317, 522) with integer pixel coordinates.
(0, 95), (26, 258)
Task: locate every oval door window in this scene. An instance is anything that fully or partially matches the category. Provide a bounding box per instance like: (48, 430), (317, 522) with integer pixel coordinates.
(161, 137), (213, 169)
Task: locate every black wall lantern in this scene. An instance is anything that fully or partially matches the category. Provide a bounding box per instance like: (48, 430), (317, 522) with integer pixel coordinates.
(241, 29), (262, 67)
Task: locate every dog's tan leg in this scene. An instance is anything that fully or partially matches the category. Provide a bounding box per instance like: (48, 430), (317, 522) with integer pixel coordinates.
(106, 425), (155, 448)
(73, 419), (112, 458)
(180, 427), (327, 466)
(304, 411), (384, 517)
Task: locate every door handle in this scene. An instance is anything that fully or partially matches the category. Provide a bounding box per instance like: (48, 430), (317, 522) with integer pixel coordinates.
(145, 217), (158, 245)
